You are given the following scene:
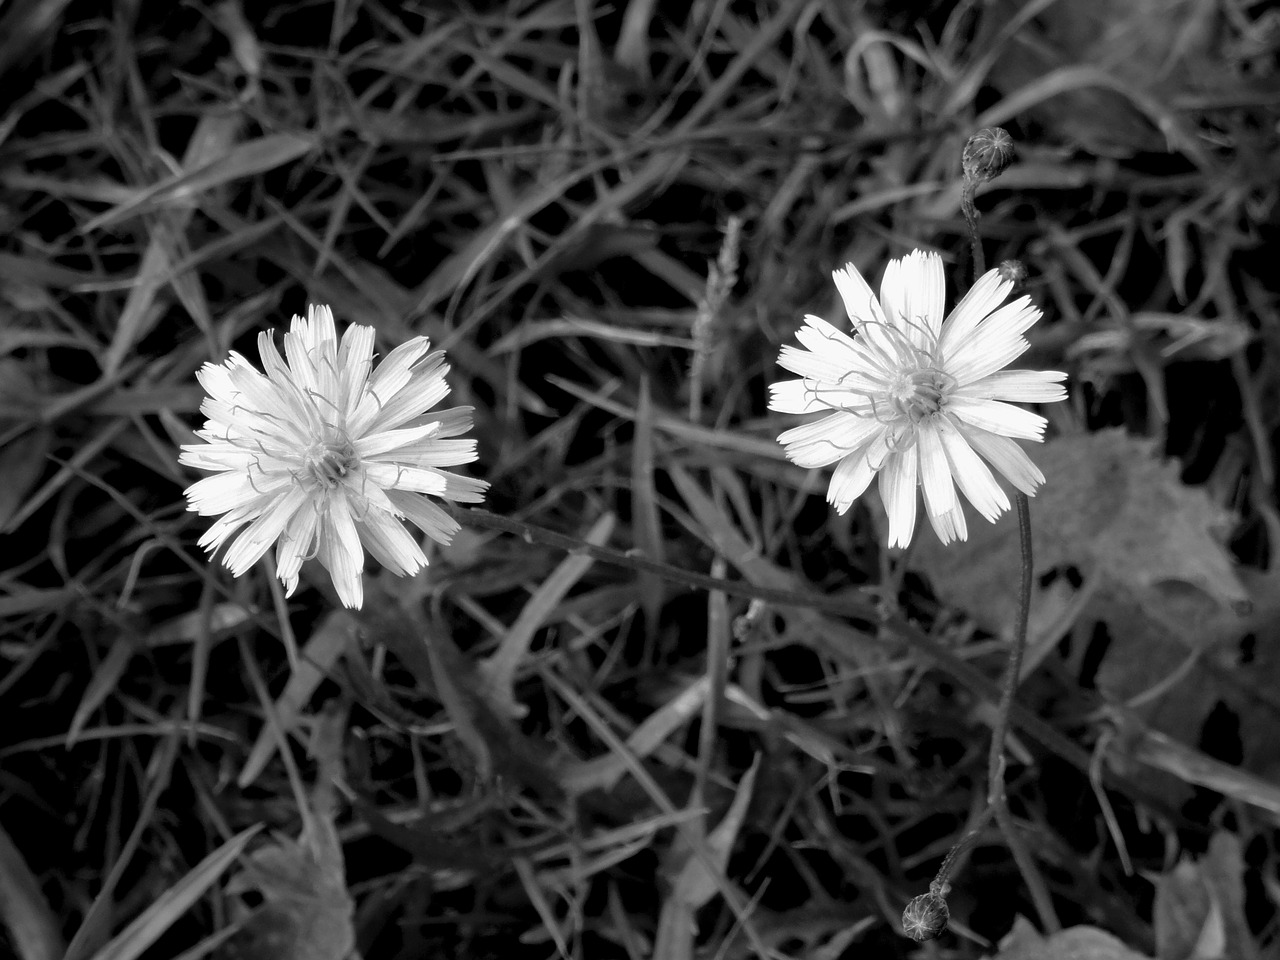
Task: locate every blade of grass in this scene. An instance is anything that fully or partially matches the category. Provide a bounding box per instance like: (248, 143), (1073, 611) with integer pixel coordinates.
(84, 824), (261, 960)
(0, 819), (65, 960)
(478, 511), (617, 718)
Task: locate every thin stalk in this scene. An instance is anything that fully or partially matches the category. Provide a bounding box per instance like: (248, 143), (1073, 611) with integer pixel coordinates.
(987, 493), (1059, 931)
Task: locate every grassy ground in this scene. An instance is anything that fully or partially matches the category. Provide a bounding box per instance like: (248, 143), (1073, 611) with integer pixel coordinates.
(1, 1), (1278, 958)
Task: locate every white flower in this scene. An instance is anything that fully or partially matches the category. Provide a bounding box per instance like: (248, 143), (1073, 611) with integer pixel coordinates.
(180, 305), (488, 608)
(769, 250), (1067, 547)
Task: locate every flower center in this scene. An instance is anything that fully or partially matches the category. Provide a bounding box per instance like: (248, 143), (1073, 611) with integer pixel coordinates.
(304, 432), (358, 487)
(888, 367), (952, 423)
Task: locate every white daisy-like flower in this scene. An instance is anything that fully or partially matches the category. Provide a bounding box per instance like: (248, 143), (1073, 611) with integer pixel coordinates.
(769, 249), (1067, 547)
(180, 304), (488, 608)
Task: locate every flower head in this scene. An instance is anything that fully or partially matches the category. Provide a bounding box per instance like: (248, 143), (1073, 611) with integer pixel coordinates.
(769, 249), (1067, 547)
(180, 305), (487, 608)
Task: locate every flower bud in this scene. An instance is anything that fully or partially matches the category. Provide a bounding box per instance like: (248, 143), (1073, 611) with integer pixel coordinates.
(901, 891), (950, 941)
(962, 127), (1015, 185)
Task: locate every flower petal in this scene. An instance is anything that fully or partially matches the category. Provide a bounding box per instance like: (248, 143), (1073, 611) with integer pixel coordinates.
(954, 369), (1068, 403)
(827, 451), (876, 514)
(927, 502), (968, 545)
(349, 337), (432, 435)
(826, 428), (896, 513)
(387, 490), (460, 544)
(832, 262), (887, 331)
(938, 267), (1014, 355)
(337, 322), (376, 419)
(778, 412), (884, 468)
(954, 422), (1045, 495)
(881, 249), (945, 349)
(354, 422), (442, 459)
(223, 484), (310, 576)
(916, 422), (957, 520)
(944, 297), (1042, 385)
(357, 507), (427, 577)
(947, 397), (1047, 440)
(879, 444), (919, 548)
(365, 352), (451, 433)
(936, 414), (1009, 522)
(317, 490), (364, 608)
(276, 500), (321, 595)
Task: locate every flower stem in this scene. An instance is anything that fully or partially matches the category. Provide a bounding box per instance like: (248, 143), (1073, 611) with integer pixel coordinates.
(987, 492), (1059, 931)
(963, 201), (985, 279)
(903, 127), (1059, 939)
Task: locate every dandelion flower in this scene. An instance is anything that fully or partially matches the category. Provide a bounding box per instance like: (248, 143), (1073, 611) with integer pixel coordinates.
(769, 249), (1067, 547)
(180, 305), (488, 608)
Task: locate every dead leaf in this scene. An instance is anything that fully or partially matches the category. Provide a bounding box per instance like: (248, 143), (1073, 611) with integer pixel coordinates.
(991, 917), (1152, 960)
(1153, 832), (1258, 960)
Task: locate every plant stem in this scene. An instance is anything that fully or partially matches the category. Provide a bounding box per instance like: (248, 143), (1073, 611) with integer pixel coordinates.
(987, 492), (1059, 931)
(963, 198), (985, 278)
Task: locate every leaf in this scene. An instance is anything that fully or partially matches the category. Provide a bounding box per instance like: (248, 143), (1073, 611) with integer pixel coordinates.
(0, 427), (50, 532)
(991, 917), (1152, 960)
(912, 430), (1255, 802)
(913, 429), (1248, 638)
(973, 0), (1220, 157)
(1153, 832), (1258, 960)
(222, 830), (355, 960)
(225, 710), (354, 960)
(0, 819), (64, 960)
(84, 131), (312, 234)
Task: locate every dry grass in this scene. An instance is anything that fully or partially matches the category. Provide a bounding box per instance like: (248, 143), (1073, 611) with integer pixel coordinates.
(0, 1), (1278, 958)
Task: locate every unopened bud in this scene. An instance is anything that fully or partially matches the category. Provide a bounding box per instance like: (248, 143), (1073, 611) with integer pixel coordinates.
(997, 259), (1027, 286)
(901, 891), (950, 941)
(962, 127), (1015, 185)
